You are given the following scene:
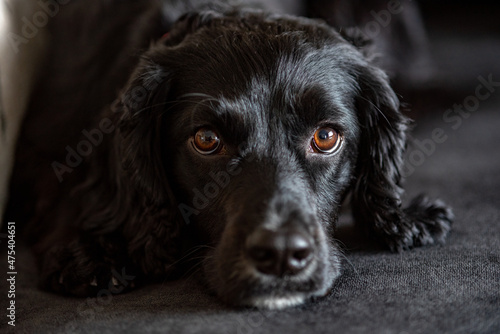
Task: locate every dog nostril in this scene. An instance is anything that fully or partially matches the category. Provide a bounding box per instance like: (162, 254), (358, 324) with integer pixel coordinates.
(286, 233), (313, 274)
(247, 247), (278, 267)
(246, 229), (314, 277)
(246, 231), (282, 276)
(292, 249), (311, 260)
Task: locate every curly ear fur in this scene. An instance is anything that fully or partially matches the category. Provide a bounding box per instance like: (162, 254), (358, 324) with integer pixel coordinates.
(113, 59), (183, 276)
(351, 64), (453, 251)
(40, 57), (184, 297)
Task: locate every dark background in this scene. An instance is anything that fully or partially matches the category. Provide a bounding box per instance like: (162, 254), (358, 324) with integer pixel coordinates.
(417, 1), (500, 95)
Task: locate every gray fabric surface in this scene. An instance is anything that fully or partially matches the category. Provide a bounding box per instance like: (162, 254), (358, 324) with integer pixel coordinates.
(1, 97), (499, 333)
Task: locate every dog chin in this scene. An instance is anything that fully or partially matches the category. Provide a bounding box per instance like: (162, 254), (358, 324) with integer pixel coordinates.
(243, 294), (307, 310)
(228, 269), (338, 310)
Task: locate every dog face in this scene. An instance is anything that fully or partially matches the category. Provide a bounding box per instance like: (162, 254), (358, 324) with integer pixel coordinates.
(167, 34), (361, 307)
(114, 10), (451, 309)
(123, 12), (368, 308)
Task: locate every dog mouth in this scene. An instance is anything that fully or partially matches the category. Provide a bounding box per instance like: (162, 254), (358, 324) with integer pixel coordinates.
(237, 272), (330, 310)
(243, 294), (307, 310)
(202, 225), (340, 309)
(206, 259), (338, 310)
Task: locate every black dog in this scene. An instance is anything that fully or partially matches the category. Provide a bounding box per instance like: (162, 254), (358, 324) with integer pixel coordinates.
(5, 0), (452, 309)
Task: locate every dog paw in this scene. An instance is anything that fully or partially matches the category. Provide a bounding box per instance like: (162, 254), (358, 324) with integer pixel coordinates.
(385, 195), (453, 252)
(52, 267), (136, 296)
(40, 242), (137, 297)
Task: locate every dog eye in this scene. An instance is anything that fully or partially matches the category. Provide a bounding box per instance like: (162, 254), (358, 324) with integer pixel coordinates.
(193, 128), (221, 155)
(312, 127), (342, 154)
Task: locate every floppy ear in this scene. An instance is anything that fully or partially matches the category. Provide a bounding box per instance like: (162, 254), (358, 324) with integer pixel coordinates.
(117, 62), (173, 206)
(351, 64), (453, 251)
(103, 54), (187, 278)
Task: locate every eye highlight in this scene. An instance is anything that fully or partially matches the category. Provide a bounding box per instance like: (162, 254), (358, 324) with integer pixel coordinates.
(193, 128), (221, 155)
(311, 127), (343, 154)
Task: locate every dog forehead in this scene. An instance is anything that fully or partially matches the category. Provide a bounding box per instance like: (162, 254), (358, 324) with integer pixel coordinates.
(209, 42), (359, 123)
(176, 29), (358, 107)
(172, 17), (358, 86)
(164, 15), (362, 144)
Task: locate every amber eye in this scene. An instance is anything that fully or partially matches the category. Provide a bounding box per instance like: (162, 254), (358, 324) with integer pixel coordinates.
(193, 128), (221, 155)
(312, 127), (342, 154)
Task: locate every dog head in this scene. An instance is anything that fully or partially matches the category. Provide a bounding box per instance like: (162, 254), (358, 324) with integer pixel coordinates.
(115, 10), (419, 309)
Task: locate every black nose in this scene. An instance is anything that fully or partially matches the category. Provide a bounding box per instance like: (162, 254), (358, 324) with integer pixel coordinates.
(245, 228), (314, 277)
